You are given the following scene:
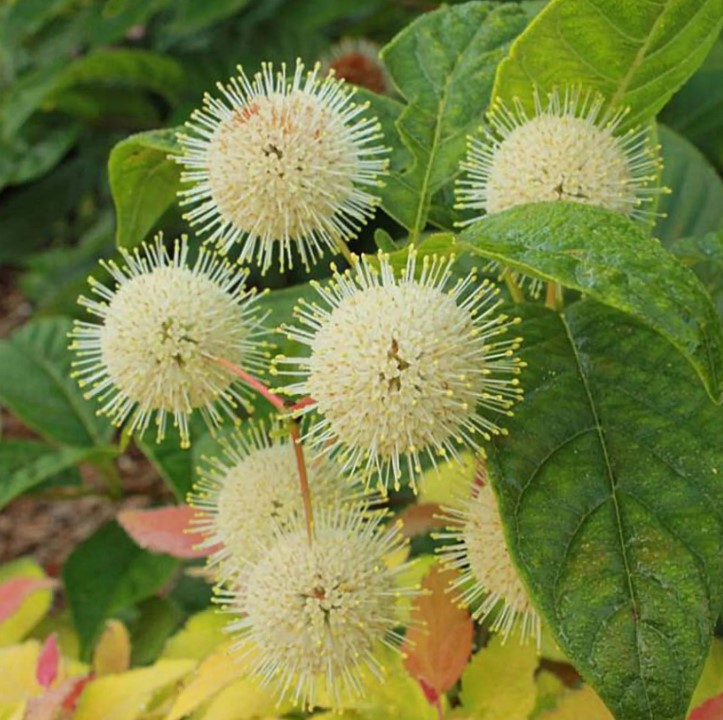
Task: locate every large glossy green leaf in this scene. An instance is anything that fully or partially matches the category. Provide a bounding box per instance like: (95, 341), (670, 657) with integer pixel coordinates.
(670, 232), (723, 317)
(460, 202), (723, 402)
(0, 318), (113, 447)
(0, 440), (91, 509)
(377, 1), (528, 237)
(64, 521), (178, 657)
(494, 0), (723, 130)
(654, 125), (723, 246)
(108, 128), (182, 249)
(491, 301), (723, 720)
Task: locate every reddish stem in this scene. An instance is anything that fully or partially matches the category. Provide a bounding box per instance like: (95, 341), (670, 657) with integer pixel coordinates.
(289, 421), (315, 543)
(211, 355), (286, 412)
(209, 355), (315, 542)
(434, 697), (445, 720)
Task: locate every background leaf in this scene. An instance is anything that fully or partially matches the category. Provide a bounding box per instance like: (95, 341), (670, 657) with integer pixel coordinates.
(461, 202), (723, 402)
(669, 232), (723, 317)
(0, 441), (96, 510)
(63, 521), (178, 657)
(0, 318), (113, 447)
(376, 1), (528, 236)
(655, 125), (723, 245)
(490, 301), (723, 720)
(459, 635), (539, 720)
(108, 128), (182, 250)
(402, 563), (473, 700)
(494, 0), (723, 129)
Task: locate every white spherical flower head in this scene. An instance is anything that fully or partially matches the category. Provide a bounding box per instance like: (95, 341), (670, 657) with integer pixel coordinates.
(277, 251), (525, 491)
(70, 235), (268, 447)
(440, 479), (540, 646)
(456, 87), (664, 222)
(224, 505), (413, 709)
(190, 422), (350, 582)
(175, 60), (388, 272)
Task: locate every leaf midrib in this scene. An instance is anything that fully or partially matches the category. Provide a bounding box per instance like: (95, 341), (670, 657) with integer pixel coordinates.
(560, 313), (654, 720)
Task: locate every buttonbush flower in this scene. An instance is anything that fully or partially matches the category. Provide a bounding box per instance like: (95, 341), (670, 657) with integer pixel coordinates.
(190, 421), (350, 582)
(223, 502), (413, 709)
(277, 251), (524, 491)
(175, 60), (388, 272)
(456, 87), (663, 223)
(439, 478), (540, 646)
(321, 37), (391, 95)
(69, 235), (267, 447)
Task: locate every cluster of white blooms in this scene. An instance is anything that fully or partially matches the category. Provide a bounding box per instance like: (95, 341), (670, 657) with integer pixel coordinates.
(67, 52), (668, 709)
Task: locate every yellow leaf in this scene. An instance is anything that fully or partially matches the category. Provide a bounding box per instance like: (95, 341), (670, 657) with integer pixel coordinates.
(534, 670), (567, 716)
(161, 608), (228, 661)
(690, 639), (723, 712)
(418, 453), (476, 507)
(459, 635), (538, 720)
(73, 659), (194, 720)
(395, 554), (435, 624)
(198, 673), (289, 720)
(539, 686), (613, 719)
(539, 627), (568, 663)
(165, 642), (244, 720)
(93, 620), (131, 676)
(0, 642), (43, 703)
(0, 559), (54, 646)
(0, 702), (25, 720)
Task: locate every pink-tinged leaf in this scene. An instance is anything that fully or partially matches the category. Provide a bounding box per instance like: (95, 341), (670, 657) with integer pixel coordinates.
(36, 633), (60, 689)
(118, 505), (217, 559)
(403, 563), (474, 701)
(26, 676), (88, 720)
(0, 577), (57, 623)
(399, 503), (445, 538)
(690, 693), (723, 720)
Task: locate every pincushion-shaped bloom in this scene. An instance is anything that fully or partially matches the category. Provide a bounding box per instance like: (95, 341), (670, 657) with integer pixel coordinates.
(277, 251), (524, 491)
(321, 37), (391, 95)
(224, 503), (413, 709)
(175, 60), (388, 272)
(456, 87), (663, 223)
(190, 422), (349, 582)
(69, 235), (267, 447)
(440, 480), (540, 646)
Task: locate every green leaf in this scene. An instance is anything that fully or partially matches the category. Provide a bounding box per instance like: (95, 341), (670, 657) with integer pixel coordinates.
(64, 520), (178, 658)
(661, 39), (723, 166)
(669, 232), (723, 317)
(490, 300), (723, 720)
(377, 1), (528, 237)
(0, 317), (113, 447)
(0, 440), (96, 509)
(460, 202), (723, 402)
(0, 120), (80, 190)
(129, 596), (184, 666)
(654, 125), (723, 246)
(166, 0), (253, 35)
(494, 0), (723, 130)
(49, 48), (184, 106)
(108, 128), (182, 249)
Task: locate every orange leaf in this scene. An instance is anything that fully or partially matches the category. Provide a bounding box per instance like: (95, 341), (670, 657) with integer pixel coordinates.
(403, 563), (474, 701)
(0, 577), (57, 624)
(690, 693), (723, 720)
(118, 505), (216, 559)
(399, 503), (445, 538)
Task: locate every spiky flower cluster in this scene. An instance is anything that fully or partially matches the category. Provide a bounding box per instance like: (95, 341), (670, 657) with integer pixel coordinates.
(440, 478), (540, 647)
(456, 87), (663, 223)
(69, 235), (267, 447)
(175, 60), (388, 271)
(223, 503), (412, 709)
(189, 422), (349, 581)
(277, 251), (524, 490)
